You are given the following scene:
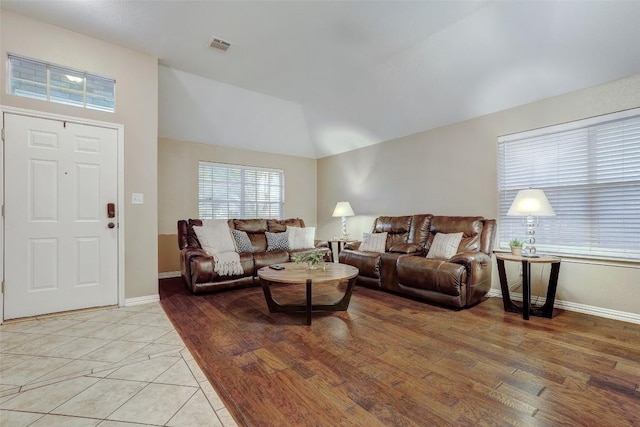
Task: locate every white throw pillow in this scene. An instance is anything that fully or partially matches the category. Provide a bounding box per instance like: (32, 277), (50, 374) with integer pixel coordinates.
(287, 226), (316, 250)
(193, 220), (236, 255)
(359, 232), (387, 253)
(426, 232), (463, 260)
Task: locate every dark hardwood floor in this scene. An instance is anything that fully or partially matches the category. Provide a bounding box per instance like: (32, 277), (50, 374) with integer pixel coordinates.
(159, 277), (640, 426)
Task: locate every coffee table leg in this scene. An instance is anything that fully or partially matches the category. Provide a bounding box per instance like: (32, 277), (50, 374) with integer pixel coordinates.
(306, 279), (312, 325)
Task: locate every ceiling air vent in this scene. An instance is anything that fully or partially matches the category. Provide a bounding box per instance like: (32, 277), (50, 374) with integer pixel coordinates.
(209, 37), (231, 52)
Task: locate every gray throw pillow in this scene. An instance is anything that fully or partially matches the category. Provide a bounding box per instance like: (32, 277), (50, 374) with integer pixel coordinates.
(265, 231), (290, 251)
(231, 229), (254, 253)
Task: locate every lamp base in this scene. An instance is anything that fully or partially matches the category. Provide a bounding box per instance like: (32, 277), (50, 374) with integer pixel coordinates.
(341, 216), (349, 239)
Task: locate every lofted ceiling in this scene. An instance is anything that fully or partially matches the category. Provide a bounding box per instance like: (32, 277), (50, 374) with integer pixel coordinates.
(3, 1), (640, 158)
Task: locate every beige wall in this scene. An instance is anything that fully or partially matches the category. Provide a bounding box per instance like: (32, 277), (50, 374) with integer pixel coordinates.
(318, 73), (640, 315)
(158, 138), (318, 272)
(1, 11), (159, 299)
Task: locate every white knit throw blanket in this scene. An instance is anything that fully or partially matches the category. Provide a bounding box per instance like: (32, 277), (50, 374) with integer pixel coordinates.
(213, 251), (244, 277)
(199, 220), (244, 277)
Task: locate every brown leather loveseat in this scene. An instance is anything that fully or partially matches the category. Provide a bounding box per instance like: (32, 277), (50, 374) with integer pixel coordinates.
(339, 215), (495, 308)
(178, 218), (330, 294)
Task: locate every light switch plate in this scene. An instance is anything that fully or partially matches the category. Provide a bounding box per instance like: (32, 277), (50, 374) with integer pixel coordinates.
(131, 193), (144, 204)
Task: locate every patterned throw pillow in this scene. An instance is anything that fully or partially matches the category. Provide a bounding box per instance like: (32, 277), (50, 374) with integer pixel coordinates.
(265, 231), (290, 252)
(359, 232), (387, 253)
(231, 229), (254, 253)
(287, 226), (316, 250)
(426, 232), (463, 260)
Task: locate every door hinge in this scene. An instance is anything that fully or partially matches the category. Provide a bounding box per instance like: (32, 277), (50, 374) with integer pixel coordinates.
(1, 281), (4, 294)
(1, 128), (4, 141)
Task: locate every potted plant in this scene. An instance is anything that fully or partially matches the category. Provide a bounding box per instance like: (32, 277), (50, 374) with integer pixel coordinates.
(509, 239), (523, 256)
(293, 249), (326, 270)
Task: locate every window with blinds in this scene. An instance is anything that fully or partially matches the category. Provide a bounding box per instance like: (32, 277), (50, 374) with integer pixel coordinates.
(198, 162), (285, 220)
(498, 108), (640, 260)
(7, 54), (116, 112)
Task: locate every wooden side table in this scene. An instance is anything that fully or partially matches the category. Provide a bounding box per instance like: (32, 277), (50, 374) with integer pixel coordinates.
(328, 239), (355, 262)
(495, 253), (561, 320)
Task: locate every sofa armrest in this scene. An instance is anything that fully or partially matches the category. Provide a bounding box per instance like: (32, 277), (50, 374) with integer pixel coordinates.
(389, 243), (423, 254)
(344, 241), (361, 250)
(181, 247), (209, 260)
(448, 251), (492, 304)
(448, 251), (491, 272)
(180, 247), (209, 277)
(314, 239), (329, 249)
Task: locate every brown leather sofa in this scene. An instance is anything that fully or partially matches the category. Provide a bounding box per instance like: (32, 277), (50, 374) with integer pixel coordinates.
(339, 215), (495, 308)
(178, 218), (330, 294)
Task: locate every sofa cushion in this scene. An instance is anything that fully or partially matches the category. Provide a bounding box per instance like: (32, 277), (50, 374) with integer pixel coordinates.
(233, 219), (268, 251)
(287, 226), (315, 250)
(397, 257), (467, 296)
(266, 231), (290, 251)
(409, 214), (433, 246)
(190, 252), (254, 284)
(231, 229), (254, 253)
(389, 243), (423, 254)
(268, 218), (304, 232)
(426, 232), (463, 260)
(373, 216), (412, 248)
(360, 232), (388, 253)
(429, 216), (484, 253)
(340, 250), (381, 280)
(234, 219), (267, 233)
(253, 250), (290, 271)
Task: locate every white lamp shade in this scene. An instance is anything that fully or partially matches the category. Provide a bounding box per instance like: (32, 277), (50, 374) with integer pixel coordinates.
(507, 189), (555, 216)
(332, 201), (355, 217)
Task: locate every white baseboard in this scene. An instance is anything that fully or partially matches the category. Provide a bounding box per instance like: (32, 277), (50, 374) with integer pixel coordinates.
(159, 271), (181, 279)
(486, 289), (640, 325)
(125, 295), (160, 306)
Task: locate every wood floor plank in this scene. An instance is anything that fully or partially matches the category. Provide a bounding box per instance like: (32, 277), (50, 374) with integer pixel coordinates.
(160, 277), (640, 426)
(538, 375), (640, 425)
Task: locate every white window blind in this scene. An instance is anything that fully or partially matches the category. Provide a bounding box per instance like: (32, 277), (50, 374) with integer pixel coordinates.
(498, 109), (640, 260)
(199, 162), (285, 220)
(7, 54), (116, 112)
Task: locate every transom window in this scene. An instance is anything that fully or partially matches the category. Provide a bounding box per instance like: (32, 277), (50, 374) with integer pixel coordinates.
(498, 108), (640, 261)
(7, 54), (116, 112)
(198, 162), (285, 220)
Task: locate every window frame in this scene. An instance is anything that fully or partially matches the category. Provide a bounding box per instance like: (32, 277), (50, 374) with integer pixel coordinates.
(497, 107), (640, 262)
(7, 53), (116, 113)
(198, 161), (285, 220)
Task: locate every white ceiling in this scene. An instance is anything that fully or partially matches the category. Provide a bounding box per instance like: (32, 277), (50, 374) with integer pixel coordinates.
(3, 1), (640, 158)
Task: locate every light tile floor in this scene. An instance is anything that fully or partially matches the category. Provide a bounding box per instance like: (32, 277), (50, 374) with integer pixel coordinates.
(0, 302), (238, 427)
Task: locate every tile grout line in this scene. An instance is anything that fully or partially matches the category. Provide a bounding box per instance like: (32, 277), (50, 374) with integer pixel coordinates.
(1, 302), (231, 426)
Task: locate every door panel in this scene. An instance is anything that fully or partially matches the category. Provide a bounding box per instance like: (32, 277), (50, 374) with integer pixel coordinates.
(4, 113), (118, 319)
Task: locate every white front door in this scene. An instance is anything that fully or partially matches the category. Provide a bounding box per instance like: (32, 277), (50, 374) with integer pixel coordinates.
(3, 113), (118, 319)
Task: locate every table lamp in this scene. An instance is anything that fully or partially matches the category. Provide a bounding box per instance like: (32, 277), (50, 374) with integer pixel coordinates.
(507, 189), (555, 257)
(332, 201), (355, 238)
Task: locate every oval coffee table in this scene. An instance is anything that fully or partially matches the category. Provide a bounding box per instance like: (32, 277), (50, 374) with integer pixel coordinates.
(257, 262), (359, 325)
